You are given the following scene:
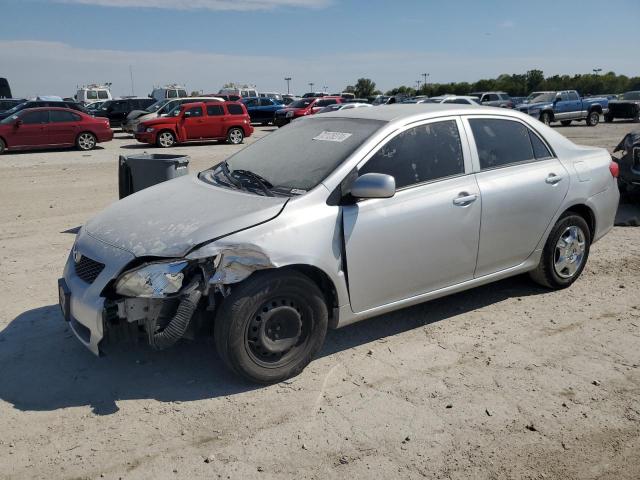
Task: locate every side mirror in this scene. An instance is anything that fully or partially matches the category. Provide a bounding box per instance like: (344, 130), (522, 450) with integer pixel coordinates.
(554, 94), (562, 103)
(350, 173), (396, 199)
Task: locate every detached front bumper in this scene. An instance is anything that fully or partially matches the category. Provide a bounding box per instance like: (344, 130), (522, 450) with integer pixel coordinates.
(135, 131), (155, 144)
(59, 230), (136, 355)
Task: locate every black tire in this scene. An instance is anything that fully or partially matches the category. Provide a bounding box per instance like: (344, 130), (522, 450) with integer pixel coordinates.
(604, 113), (614, 123)
(586, 111), (600, 127)
(214, 270), (328, 384)
(0, 137), (5, 155)
(529, 213), (591, 289)
(634, 107), (640, 123)
(226, 127), (244, 144)
(156, 130), (176, 148)
(561, 120), (572, 126)
(76, 132), (97, 151)
(540, 112), (552, 126)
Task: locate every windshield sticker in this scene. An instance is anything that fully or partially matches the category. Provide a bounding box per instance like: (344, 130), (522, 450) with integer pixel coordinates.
(313, 131), (353, 143)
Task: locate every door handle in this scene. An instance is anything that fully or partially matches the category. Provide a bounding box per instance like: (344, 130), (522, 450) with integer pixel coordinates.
(545, 173), (563, 185)
(453, 193), (478, 206)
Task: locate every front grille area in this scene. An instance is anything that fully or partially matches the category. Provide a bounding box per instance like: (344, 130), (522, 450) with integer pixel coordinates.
(75, 255), (105, 284)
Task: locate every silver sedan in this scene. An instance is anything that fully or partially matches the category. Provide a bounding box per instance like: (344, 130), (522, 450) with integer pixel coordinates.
(59, 104), (619, 383)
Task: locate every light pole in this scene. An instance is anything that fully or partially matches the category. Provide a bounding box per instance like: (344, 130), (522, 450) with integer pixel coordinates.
(422, 72), (429, 89)
(323, 85), (328, 93)
(592, 68), (602, 76)
(284, 77), (292, 95)
(309, 82), (314, 93)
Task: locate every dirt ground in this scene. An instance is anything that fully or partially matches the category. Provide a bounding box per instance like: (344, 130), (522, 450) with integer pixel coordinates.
(0, 121), (639, 480)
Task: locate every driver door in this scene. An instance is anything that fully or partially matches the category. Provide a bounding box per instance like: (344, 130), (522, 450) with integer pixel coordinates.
(181, 105), (207, 139)
(342, 118), (481, 313)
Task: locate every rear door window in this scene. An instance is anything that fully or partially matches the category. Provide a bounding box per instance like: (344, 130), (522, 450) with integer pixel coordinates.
(470, 118), (547, 169)
(50, 110), (81, 122)
(359, 120), (465, 189)
(259, 98), (273, 107)
(206, 105), (224, 116)
(568, 91), (579, 101)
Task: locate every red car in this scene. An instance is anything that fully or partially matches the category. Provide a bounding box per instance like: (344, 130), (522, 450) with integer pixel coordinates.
(274, 96), (344, 127)
(135, 101), (254, 148)
(0, 107), (112, 154)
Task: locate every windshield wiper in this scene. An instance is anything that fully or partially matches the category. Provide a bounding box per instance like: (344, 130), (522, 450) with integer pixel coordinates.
(218, 161), (244, 189)
(231, 169), (275, 197)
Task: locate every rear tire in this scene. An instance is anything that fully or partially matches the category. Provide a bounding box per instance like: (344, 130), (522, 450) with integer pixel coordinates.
(540, 112), (552, 126)
(529, 213), (591, 289)
(586, 111), (600, 126)
(561, 120), (572, 126)
(76, 132), (97, 151)
(226, 127), (244, 145)
(156, 130), (176, 148)
(214, 270), (328, 384)
(0, 138), (5, 155)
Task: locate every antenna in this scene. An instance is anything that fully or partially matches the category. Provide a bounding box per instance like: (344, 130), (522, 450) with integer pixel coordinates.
(129, 65), (135, 96)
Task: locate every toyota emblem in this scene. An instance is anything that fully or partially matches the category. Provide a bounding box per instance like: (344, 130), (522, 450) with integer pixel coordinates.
(73, 246), (82, 264)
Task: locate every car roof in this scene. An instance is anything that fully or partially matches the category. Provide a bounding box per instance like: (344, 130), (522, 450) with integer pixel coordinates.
(318, 103), (524, 124)
(16, 106), (84, 112)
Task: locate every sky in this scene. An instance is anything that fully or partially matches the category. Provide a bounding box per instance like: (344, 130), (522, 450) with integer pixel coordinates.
(1, 0), (638, 98)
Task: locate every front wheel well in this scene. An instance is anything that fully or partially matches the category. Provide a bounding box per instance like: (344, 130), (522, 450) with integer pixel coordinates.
(589, 105), (603, 114)
(279, 265), (339, 328)
(563, 204), (596, 238)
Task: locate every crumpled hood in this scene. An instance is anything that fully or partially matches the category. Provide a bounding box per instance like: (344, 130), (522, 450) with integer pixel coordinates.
(85, 175), (288, 258)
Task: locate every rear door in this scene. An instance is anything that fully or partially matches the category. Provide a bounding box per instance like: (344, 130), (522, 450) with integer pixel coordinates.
(463, 116), (569, 277)
(343, 118), (481, 312)
(205, 104), (225, 138)
(11, 110), (50, 147)
(182, 105), (207, 139)
(48, 110), (82, 145)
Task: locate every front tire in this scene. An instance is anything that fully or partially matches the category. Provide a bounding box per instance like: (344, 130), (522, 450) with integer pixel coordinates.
(76, 132), (97, 151)
(0, 138), (5, 155)
(214, 270), (328, 384)
(226, 127), (244, 144)
(586, 111), (600, 126)
(540, 112), (552, 126)
(156, 130), (176, 148)
(529, 213), (591, 289)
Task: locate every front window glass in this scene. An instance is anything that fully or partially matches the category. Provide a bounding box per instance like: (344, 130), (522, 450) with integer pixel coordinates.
(21, 110), (49, 124)
(568, 91), (579, 101)
(359, 120), (465, 189)
(87, 91), (98, 100)
(201, 117), (385, 192)
(167, 90), (177, 98)
(530, 92), (556, 103)
(98, 90), (109, 99)
(184, 106), (203, 117)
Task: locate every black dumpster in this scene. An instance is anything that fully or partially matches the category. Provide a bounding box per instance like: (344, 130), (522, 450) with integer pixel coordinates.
(119, 153), (190, 199)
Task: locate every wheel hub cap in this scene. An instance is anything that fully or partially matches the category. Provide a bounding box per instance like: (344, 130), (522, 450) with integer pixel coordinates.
(554, 225), (586, 279)
(248, 299), (303, 361)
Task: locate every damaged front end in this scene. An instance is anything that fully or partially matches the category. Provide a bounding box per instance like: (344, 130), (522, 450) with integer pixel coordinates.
(101, 244), (275, 351)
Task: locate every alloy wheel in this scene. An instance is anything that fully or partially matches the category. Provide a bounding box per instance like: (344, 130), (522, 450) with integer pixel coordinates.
(554, 225), (586, 279)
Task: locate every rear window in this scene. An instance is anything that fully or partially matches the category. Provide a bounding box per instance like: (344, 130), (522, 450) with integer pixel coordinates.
(227, 104), (244, 115)
(86, 91), (98, 100)
(98, 91), (109, 99)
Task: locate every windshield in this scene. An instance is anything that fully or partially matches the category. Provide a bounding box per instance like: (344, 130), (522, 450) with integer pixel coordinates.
(289, 99), (313, 109)
(146, 99), (170, 113)
(529, 92), (556, 103)
(3, 102), (28, 115)
(0, 113), (20, 124)
(200, 117), (386, 193)
(621, 91), (640, 101)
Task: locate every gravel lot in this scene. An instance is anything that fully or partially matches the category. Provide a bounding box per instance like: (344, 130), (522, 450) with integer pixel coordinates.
(0, 121), (639, 480)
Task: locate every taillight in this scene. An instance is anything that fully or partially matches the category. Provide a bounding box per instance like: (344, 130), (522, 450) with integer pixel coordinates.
(609, 160), (619, 178)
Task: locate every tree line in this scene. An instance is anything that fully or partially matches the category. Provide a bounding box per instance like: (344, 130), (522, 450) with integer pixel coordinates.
(344, 71), (640, 99)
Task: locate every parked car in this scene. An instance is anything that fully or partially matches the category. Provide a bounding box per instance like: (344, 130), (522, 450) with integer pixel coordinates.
(282, 94), (297, 105)
(612, 130), (640, 198)
(316, 102), (372, 114)
(218, 87), (259, 99)
(93, 98), (156, 128)
(605, 91), (640, 123)
(242, 97), (283, 125)
(302, 92), (327, 98)
(274, 97), (343, 127)
(122, 97), (224, 134)
(150, 85), (188, 102)
(0, 99), (88, 121)
(134, 101), (253, 148)
(0, 107), (112, 154)
(0, 78), (12, 98)
(415, 96), (480, 106)
(517, 90), (609, 126)
(59, 104), (619, 383)
(371, 95), (390, 105)
(259, 92), (283, 101)
(470, 91), (514, 108)
(0, 99), (26, 113)
(76, 84), (112, 105)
